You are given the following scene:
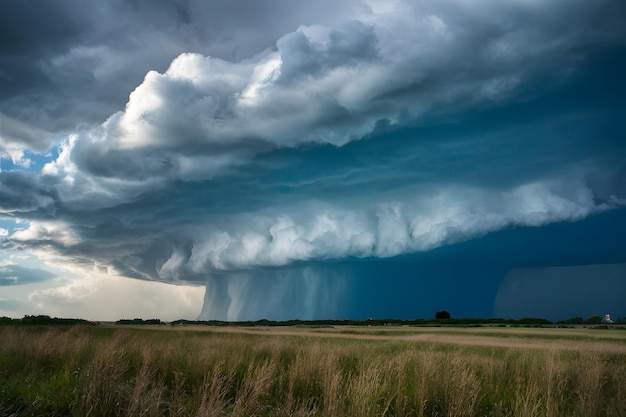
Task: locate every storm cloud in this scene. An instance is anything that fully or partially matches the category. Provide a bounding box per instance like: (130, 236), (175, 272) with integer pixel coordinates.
(1, 0), (625, 320)
(0, 0), (362, 154)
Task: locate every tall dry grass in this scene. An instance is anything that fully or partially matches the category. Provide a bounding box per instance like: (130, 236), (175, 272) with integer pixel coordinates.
(0, 325), (625, 416)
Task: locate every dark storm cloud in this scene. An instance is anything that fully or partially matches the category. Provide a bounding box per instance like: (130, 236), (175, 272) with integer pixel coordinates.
(2, 0), (626, 320)
(0, 171), (57, 214)
(0, 0), (362, 152)
(46, 1), (625, 184)
(0, 0), (84, 93)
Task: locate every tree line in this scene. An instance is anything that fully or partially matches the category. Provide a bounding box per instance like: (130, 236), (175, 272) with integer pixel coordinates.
(2, 314), (624, 327)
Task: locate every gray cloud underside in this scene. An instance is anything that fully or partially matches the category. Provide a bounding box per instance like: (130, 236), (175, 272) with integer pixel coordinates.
(2, 1), (626, 319)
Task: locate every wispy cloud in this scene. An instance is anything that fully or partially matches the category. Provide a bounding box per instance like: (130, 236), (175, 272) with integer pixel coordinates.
(0, 263), (55, 286)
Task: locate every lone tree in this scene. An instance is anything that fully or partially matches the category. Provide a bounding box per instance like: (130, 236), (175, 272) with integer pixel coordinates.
(435, 310), (451, 319)
(585, 315), (603, 324)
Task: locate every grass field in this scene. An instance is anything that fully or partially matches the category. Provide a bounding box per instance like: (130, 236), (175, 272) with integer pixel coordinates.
(1, 325), (625, 416)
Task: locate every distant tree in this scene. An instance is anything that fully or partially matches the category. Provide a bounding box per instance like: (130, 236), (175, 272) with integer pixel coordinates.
(18, 315), (93, 326)
(518, 317), (552, 325)
(21, 315), (53, 325)
(116, 318), (161, 325)
(435, 310), (451, 319)
(558, 317), (584, 325)
(585, 315), (603, 324)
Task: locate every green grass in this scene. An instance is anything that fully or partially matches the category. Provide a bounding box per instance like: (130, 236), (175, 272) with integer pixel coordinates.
(1, 325), (625, 416)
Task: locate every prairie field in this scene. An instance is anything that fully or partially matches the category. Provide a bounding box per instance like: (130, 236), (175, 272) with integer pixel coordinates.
(1, 325), (625, 417)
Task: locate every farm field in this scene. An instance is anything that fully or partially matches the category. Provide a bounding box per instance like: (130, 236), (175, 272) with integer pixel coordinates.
(1, 324), (625, 416)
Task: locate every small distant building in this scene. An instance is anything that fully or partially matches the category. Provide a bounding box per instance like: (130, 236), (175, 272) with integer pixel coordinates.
(603, 314), (613, 323)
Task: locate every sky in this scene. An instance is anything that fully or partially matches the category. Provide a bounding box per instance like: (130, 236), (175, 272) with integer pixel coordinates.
(1, 0), (625, 322)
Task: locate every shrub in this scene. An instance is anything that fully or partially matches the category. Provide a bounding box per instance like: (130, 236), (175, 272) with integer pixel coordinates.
(558, 317), (584, 325)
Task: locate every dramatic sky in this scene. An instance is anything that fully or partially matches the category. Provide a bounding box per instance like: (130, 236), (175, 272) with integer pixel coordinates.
(1, 0), (625, 322)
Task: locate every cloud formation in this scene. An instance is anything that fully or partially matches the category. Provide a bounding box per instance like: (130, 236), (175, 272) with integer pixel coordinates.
(1, 0), (625, 320)
(34, 0), (624, 186)
(0, 0), (362, 152)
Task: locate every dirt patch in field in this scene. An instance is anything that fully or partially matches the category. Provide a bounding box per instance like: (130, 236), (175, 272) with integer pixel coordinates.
(124, 325), (626, 353)
(399, 333), (626, 353)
